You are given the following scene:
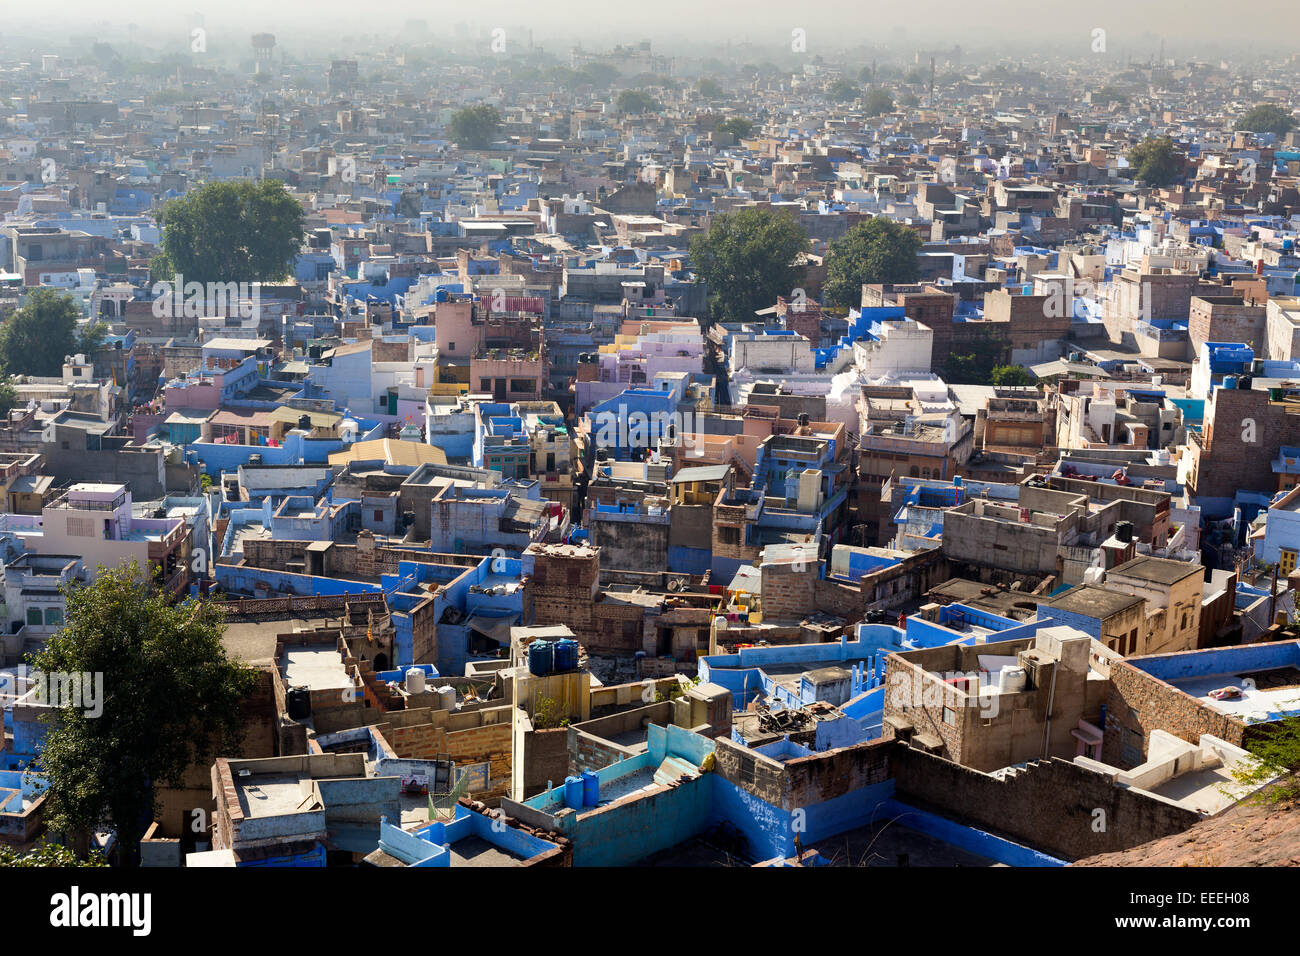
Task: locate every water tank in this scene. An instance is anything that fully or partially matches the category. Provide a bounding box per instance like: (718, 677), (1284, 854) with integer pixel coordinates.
(554, 638), (579, 672)
(1239, 374), (1253, 390)
(528, 640), (554, 676)
(405, 667), (427, 694)
(435, 288), (449, 303)
(286, 686), (312, 720)
(999, 666), (1027, 693)
(563, 775), (584, 810)
(797, 413), (810, 427)
(435, 685), (456, 711)
(298, 413), (313, 430)
(1224, 375), (1238, 390)
(581, 769), (600, 807)
(1115, 520), (1134, 543)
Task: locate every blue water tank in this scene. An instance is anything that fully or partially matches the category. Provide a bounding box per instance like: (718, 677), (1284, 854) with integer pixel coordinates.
(435, 288), (448, 303)
(581, 769), (599, 807)
(563, 775), (584, 810)
(554, 638), (579, 672)
(1224, 375), (1239, 390)
(528, 640), (553, 676)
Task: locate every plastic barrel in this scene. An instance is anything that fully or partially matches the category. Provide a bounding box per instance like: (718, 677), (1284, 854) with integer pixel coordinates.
(581, 770), (599, 807)
(528, 640), (553, 676)
(554, 638), (578, 672)
(563, 776), (584, 810)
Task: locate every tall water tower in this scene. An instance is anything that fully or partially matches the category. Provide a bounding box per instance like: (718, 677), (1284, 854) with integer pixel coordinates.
(251, 33), (276, 75)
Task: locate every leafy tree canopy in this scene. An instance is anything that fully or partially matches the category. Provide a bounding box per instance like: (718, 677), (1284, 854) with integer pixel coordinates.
(448, 104), (503, 149)
(151, 179), (306, 285)
(617, 89), (660, 115)
(31, 561), (259, 864)
(688, 207), (809, 323)
(1236, 103), (1296, 136)
(716, 117), (755, 140)
(1126, 136), (1182, 188)
(0, 288), (81, 377)
(823, 218), (921, 309)
(864, 88), (894, 117)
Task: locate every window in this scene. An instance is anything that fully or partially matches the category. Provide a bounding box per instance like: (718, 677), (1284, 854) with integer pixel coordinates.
(44, 607), (62, 627)
(719, 526), (740, 546)
(26, 608), (42, 626)
(1282, 549), (1298, 576)
(373, 510), (383, 522)
(448, 341), (455, 351)
(942, 706), (956, 726)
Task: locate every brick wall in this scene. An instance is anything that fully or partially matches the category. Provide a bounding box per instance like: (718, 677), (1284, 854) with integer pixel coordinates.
(892, 744), (1201, 861)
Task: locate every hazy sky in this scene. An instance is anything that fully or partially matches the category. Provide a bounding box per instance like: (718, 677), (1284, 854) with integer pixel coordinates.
(6, 0), (1300, 58)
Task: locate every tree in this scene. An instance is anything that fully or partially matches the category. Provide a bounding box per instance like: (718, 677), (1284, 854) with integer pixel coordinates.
(898, 91), (920, 108)
(863, 88), (894, 117)
(827, 79), (859, 103)
(580, 63), (618, 88)
(942, 328), (1007, 384)
(1236, 103), (1296, 136)
(0, 288), (80, 376)
(823, 218), (921, 309)
(1230, 716), (1300, 804)
(78, 320), (109, 357)
(0, 841), (108, 867)
(991, 364), (1034, 387)
(697, 77), (723, 99)
(1126, 136), (1182, 188)
(617, 90), (660, 115)
(151, 179), (306, 286)
(716, 117), (754, 140)
(448, 104), (503, 149)
(31, 561), (259, 866)
(0, 374), (18, 417)
(689, 207), (809, 323)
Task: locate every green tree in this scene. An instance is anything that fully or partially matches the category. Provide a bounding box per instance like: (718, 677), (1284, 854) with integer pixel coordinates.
(617, 89), (660, 114)
(942, 328), (1006, 384)
(1230, 716), (1300, 804)
(1092, 85), (1130, 108)
(0, 374), (18, 417)
(0, 841), (108, 867)
(31, 561), (259, 866)
(581, 63), (618, 87)
(151, 179), (306, 285)
(689, 207), (809, 323)
(448, 104), (503, 149)
(827, 79), (859, 102)
(898, 91), (920, 108)
(991, 364), (1034, 387)
(691, 208), (800, 323)
(716, 117), (754, 140)
(78, 320), (109, 356)
(863, 88), (894, 117)
(1236, 103), (1296, 136)
(697, 77), (723, 99)
(1126, 136), (1182, 188)
(823, 218), (921, 309)
(0, 288), (80, 376)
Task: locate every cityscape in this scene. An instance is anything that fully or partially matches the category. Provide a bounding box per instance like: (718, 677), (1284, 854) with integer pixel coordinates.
(0, 0), (1296, 929)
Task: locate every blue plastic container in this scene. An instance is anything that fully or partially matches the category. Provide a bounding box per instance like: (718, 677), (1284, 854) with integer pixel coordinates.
(554, 638), (579, 672)
(581, 769), (599, 807)
(563, 775), (584, 810)
(528, 640), (553, 676)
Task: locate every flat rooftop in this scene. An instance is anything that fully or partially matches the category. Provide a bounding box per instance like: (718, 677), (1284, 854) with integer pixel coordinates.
(282, 644), (351, 691)
(1168, 666), (1300, 722)
(1110, 555), (1202, 585)
(1042, 584), (1144, 619)
(235, 772), (320, 819)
